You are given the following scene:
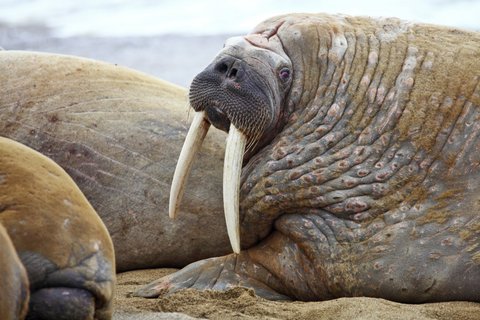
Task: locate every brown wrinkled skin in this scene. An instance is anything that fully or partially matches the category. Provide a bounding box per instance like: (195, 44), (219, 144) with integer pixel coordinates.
(0, 137), (115, 319)
(0, 51), (231, 271)
(0, 224), (29, 320)
(138, 14), (480, 303)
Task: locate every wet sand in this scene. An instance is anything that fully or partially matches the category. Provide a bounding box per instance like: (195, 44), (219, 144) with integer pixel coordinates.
(2, 25), (480, 320)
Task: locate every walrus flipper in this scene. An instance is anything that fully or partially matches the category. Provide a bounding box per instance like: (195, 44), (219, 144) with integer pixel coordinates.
(27, 288), (95, 320)
(0, 137), (115, 319)
(19, 250), (113, 320)
(134, 252), (291, 301)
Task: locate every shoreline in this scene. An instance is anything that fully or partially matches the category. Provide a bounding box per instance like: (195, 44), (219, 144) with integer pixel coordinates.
(0, 24), (234, 88)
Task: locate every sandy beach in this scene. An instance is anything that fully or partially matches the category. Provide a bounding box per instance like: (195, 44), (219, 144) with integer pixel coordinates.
(114, 269), (480, 320)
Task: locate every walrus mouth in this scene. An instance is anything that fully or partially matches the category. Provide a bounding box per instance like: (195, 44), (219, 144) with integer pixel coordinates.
(169, 111), (245, 253)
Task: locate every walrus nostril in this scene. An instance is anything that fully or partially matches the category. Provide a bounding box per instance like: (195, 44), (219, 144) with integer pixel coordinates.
(213, 57), (242, 81)
(228, 68), (238, 79)
(215, 62), (229, 75)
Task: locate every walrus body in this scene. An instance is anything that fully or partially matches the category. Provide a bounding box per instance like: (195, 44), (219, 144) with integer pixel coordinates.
(0, 137), (115, 319)
(138, 14), (480, 303)
(0, 51), (231, 271)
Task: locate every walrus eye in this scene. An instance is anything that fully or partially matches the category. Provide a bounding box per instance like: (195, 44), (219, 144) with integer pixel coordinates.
(279, 68), (290, 81)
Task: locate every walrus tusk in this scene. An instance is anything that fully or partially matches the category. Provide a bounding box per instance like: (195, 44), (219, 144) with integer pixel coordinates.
(223, 124), (246, 254)
(169, 111), (210, 219)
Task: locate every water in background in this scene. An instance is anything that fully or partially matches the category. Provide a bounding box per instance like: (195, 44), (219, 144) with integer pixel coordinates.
(1, 0), (479, 37)
(1, 0), (479, 86)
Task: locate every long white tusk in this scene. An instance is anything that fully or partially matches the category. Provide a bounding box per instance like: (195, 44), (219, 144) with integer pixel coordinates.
(223, 124), (247, 254)
(169, 111), (210, 219)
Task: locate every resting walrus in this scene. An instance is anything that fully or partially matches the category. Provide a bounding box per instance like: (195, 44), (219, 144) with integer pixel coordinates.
(0, 137), (115, 319)
(137, 13), (480, 302)
(0, 51), (231, 271)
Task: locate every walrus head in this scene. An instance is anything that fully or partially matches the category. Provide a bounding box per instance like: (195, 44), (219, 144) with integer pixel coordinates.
(170, 30), (294, 253)
(189, 34), (293, 151)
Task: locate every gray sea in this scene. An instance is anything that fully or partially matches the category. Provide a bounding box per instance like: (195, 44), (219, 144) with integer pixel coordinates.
(1, 0), (479, 87)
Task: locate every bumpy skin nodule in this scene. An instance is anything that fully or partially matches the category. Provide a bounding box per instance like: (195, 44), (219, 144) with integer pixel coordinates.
(0, 137), (115, 319)
(138, 14), (480, 302)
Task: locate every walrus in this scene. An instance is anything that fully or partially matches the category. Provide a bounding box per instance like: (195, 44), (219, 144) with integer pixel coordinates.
(136, 14), (480, 302)
(0, 137), (115, 319)
(0, 51), (231, 271)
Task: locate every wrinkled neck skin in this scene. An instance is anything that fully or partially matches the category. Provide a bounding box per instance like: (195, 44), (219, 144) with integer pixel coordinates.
(236, 33), (292, 158)
(239, 14), (480, 250)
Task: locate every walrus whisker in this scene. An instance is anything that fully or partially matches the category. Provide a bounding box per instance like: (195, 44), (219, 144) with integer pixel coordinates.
(185, 101), (192, 122)
(247, 112), (269, 155)
(223, 124), (246, 254)
(169, 111), (210, 219)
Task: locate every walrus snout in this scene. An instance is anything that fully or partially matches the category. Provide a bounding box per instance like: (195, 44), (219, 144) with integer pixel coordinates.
(189, 55), (273, 139)
(213, 56), (246, 83)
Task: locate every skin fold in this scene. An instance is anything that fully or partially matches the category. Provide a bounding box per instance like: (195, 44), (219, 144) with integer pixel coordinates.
(137, 14), (480, 303)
